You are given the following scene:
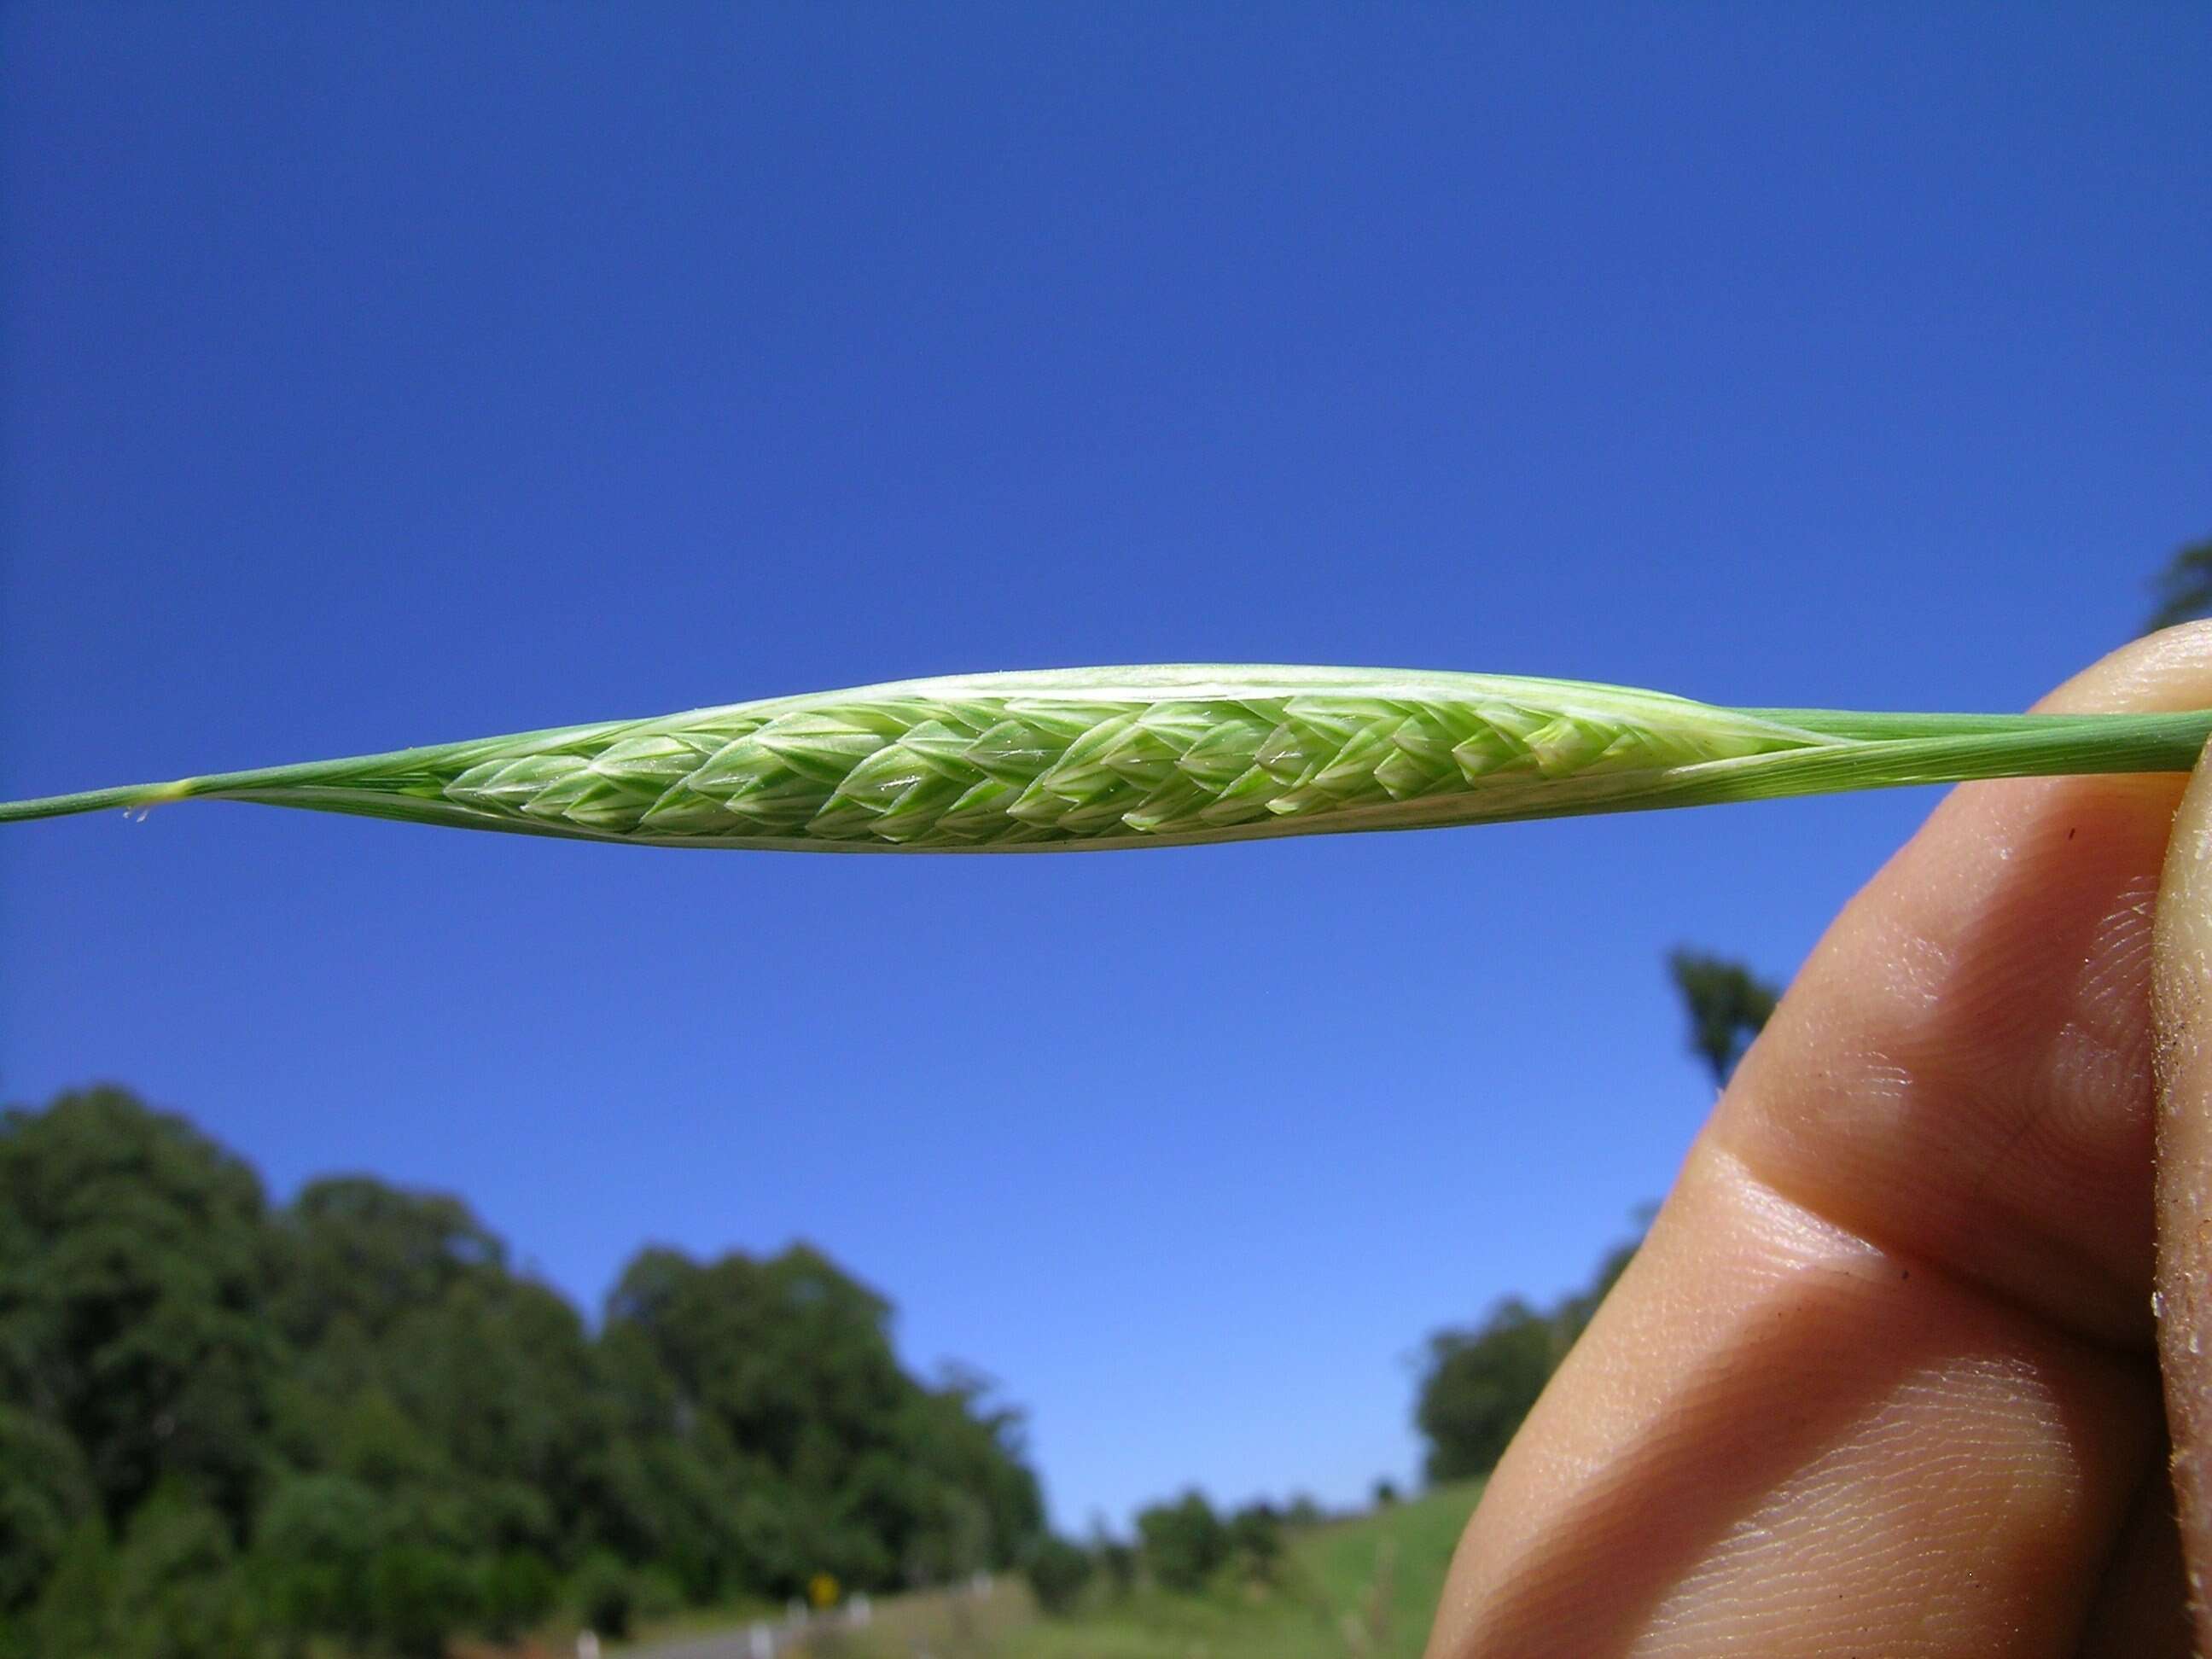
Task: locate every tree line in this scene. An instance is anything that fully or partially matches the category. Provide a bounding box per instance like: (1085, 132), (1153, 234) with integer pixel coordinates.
(0, 1086), (1044, 1658)
(0, 949), (1783, 1656)
(1022, 1487), (1311, 1616)
(0, 957), (1766, 1656)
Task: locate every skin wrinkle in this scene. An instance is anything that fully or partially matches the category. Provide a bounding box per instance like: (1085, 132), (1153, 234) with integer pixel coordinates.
(2072, 1439), (2193, 1658)
(1728, 1056), (2149, 1360)
(1716, 777), (2174, 1353)
(1434, 1150), (2150, 1658)
(2061, 875), (2163, 1118)
(1644, 1355), (2093, 1657)
(1452, 1273), (1906, 1651)
(1962, 987), (2157, 1308)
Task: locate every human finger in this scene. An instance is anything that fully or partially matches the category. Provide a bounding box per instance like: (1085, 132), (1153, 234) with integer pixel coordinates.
(1426, 626), (2212, 1658)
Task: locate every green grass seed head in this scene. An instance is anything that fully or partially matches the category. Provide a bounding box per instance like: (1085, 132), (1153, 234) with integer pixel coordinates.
(5, 664), (2209, 851)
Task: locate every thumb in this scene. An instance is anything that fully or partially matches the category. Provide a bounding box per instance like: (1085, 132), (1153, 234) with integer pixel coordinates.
(2152, 737), (2212, 1640)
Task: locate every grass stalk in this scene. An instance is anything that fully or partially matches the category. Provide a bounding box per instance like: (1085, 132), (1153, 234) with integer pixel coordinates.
(4, 667), (2207, 853)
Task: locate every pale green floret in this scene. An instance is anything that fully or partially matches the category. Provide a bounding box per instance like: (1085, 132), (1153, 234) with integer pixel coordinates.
(5, 664), (2212, 851)
(425, 673), (1830, 848)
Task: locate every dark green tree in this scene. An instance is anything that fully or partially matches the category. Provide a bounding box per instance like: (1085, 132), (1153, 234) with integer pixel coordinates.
(0, 1088), (276, 1533)
(2146, 535), (2212, 633)
(364, 1542), (479, 1659)
(1415, 1300), (1565, 1483)
(1666, 950), (1780, 1090)
(1023, 1535), (1094, 1615)
(269, 1175), (505, 1353)
(107, 1481), (261, 1659)
(267, 1175), (606, 1582)
(375, 1278), (600, 1550)
(600, 1243), (1042, 1594)
(1226, 1501), (1284, 1580)
(479, 1549), (559, 1639)
(0, 1088), (1052, 1638)
(572, 1550), (637, 1639)
(1415, 1214), (1651, 1486)
(888, 1365), (1046, 1581)
(0, 1407), (97, 1612)
(1135, 1491), (1229, 1592)
(584, 1423), (773, 1602)
(249, 1471), (387, 1648)
(22, 1519), (115, 1658)
(1088, 1518), (1137, 1598)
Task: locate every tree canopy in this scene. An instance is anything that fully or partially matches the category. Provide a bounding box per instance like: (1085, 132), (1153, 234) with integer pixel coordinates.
(2145, 535), (2212, 635)
(1665, 949), (1780, 1091)
(0, 1087), (1043, 1658)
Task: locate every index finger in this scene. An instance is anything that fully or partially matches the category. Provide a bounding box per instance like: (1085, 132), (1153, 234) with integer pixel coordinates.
(1426, 626), (2212, 1659)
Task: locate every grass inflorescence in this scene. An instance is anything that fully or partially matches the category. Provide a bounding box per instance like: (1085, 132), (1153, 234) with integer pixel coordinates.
(5, 665), (2209, 853)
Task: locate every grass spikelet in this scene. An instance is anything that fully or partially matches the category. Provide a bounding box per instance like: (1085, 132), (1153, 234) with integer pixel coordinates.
(4, 665), (2209, 853)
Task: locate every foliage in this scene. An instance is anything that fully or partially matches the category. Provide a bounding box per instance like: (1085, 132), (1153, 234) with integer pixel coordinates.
(1135, 1492), (1231, 1592)
(250, 1472), (383, 1644)
(2146, 535), (2212, 634)
(0, 1086), (1047, 1657)
(1024, 1535), (1095, 1615)
(108, 1481), (261, 1659)
(1226, 1503), (1284, 1580)
(365, 1545), (478, 1659)
(1001, 1482), (1485, 1659)
(598, 1245), (1043, 1596)
(0, 1406), (96, 1611)
(23, 1520), (116, 1659)
(0, 1086), (276, 1534)
(1415, 1220), (1647, 1486)
(1415, 1299), (1569, 1484)
(479, 1548), (559, 1639)
(572, 1550), (636, 1639)
(1090, 1522), (1138, 1598)
(1665, 949), (1779, 1089)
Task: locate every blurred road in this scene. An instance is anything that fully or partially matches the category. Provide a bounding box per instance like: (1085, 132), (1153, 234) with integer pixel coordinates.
(621, 1622), (797, 1659)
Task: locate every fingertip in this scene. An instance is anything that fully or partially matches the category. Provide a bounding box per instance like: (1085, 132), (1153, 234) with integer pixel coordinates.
(2038, 621), (2212, 717)
(1714, 632), (2212, 1348)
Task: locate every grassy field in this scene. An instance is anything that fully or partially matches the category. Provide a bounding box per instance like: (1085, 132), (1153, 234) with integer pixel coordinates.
(768, 1481), (1482, 1659)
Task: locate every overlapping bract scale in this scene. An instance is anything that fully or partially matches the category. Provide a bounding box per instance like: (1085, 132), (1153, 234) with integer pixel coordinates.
(433, 688), (1800, 847)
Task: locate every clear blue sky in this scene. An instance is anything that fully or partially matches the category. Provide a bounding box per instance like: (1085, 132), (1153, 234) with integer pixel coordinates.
(3, 5), (2206, 1533)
